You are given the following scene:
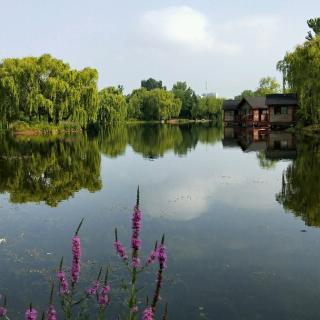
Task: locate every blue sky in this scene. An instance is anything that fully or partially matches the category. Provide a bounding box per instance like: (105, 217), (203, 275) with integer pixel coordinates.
(0, 0), (319, 97)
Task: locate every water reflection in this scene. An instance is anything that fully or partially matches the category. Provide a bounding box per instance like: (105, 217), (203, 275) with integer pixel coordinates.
(223, 127), (297, 167)
(276, 135), (320, 227)
(0, 124), (223, 206)
(223, 127), (320, 227)
(0, 134), (102, 206)
(100, 124), (223, 159)
(2, 125), (320, 319)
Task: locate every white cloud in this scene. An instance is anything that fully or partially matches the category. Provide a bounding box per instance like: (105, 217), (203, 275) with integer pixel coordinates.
(222, 15), (280, 49)
(140, 6), (241, 55)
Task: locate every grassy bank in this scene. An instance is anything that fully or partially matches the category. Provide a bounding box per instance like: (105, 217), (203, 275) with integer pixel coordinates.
(301, 124), (320, 136)
(10, 121), (83, 136)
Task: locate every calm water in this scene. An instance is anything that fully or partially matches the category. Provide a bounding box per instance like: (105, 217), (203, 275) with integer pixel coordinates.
(0, 124), (320, 319)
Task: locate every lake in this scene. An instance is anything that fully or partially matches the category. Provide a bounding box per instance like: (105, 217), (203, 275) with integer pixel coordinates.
(0, 124), (320, 319)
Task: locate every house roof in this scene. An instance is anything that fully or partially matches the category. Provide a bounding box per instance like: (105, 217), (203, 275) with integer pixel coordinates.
(222, 99), (239, 111)
(239, 96), (267, 109)
(266, 94), (298, 106)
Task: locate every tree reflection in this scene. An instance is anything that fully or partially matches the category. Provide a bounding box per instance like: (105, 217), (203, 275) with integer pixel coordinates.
(276, 136), (320, 227)
(0, 134), (102, 206)
(0, 124), (223, 206)
(97, 124), (222, 159)
(99, 125), (129, 158)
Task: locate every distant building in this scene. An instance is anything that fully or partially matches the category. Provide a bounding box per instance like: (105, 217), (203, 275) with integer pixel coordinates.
(266, 94), (298, 127)
(222, 93), (299, 128)
(222, 100), (239, 124)
(201, 92), (219, 98)
(238, 96), (268, 127)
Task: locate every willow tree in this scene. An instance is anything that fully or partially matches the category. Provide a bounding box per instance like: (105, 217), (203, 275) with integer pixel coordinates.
(0, 54), (99, 128)
(141, 89), (181, 120)
(97, 86), (127, 125)
(277, 19), (320, 124)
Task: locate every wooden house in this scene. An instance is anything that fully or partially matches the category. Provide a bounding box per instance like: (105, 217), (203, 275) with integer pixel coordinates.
(222, 100), (239, 125)
(238, 97), (268, 127)
(266, 94), (298, 127)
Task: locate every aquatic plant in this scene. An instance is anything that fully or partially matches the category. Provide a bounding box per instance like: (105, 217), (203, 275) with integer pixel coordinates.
(0, 188), (168, 319)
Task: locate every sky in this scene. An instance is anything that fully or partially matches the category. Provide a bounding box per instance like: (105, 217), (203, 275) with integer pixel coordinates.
(0, 0), (319, 97)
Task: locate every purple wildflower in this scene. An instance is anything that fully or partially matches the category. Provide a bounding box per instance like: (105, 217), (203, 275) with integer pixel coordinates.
(158, 244), (167, 268)
(98, 284), (110, 307)
(131, 237), (142, 251)
(87, 280), (100, 295)
(142, 307), (153, 320)
(25, 308), (38, 320)
(114, 240), (128, 260)
(132, 206), (142, 232)
(71, 235), (81, 284)
(57, 271), (69, 294)
(0, 307), (7, 317)
(45, 305), (57, 320)
(132, 257), (141, 268)
(131, 205), (142, 250)
(146, 248), (158, 266)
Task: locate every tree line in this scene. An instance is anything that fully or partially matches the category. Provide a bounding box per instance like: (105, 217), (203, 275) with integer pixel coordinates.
(234, 76), (281, 101)
(0, 54), (224, 130)
(277, 17), (320, 125)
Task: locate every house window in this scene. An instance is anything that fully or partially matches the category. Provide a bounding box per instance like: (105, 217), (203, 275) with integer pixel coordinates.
(274, 107), (281, 115)
(274, 106), (288, 115)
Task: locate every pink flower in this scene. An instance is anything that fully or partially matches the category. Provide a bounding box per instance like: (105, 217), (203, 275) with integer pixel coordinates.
(132, 257), (141, 268)
(57, 271), (69, 295)
(131, 206), (142, 251)
(0, 307), (7, 317)
(71, 235), (81, 284)
(142, 307), (153, 320)
(131, 238), (142, 251)
(132, 206), (142, 232)
(98, 284), (110, 307)
(158, 244), (167, 268)
(45, 305), (57, 320)
(25, 308), (38, 320)
(146, 249), (158, 266)
(87, 280), (100, 295)
(114, 240), (128, 260)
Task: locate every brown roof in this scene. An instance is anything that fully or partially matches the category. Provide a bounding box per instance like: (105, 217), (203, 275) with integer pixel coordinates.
(239, 96), (267, 109)
(222, 100), (239, 111)
(266, 94), (298, 106)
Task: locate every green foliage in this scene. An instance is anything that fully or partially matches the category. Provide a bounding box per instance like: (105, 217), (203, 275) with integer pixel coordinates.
(141, 78), (164, 91)
(191, 96), (224, 121)
(234, 89), (256, 101)
(172, 81), (198, 118)
(142, 88), (181, 120)
(97, 87), (127, 125)
(127, 88), (148, 120)
(10, 120), (82, 135)
(279, 36), (320, 124)
(255, 77), (281, 96)
(127, 88), (181, 121)
(0, 54), (99, 129)
(306, 17), (320, 40)
(234, 77), (280, 100)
